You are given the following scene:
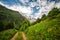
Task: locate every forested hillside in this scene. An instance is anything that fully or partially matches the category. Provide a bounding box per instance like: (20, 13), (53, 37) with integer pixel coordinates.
(0, 5), (30, 40)
(25, 8), (60, 40)
(0, 5), (30, 31)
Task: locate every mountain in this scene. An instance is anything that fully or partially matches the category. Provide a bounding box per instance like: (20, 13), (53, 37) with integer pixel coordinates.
(0, 5), (30, 31)
(25, 8), (60, 40)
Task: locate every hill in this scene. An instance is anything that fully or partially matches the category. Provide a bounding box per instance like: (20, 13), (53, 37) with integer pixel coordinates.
(25, 8), (60, 40)
(0, 5), (30, 31)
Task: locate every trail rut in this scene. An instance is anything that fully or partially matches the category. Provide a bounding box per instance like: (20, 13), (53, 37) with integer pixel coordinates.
(22, 32), (27, 40)
(10, 32), (18, 40)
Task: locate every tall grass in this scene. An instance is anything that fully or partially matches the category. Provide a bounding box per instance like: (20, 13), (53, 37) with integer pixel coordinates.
(25, 18), (60, 40)
(0, 29), (17, 40)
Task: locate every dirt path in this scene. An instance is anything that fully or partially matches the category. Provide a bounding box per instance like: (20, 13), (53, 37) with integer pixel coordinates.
(10, 32), (27, 40)
(22, 32), (27, 40)
(10, 32), (18, 40)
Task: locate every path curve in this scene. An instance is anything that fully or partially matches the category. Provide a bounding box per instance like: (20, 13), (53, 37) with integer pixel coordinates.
(10, 32), (18, 40)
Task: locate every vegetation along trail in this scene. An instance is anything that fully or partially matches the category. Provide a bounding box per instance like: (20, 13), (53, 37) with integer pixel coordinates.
(10, 32), (27, 40)
(22, 32), (27, 40)
(10, 32), (18, 40)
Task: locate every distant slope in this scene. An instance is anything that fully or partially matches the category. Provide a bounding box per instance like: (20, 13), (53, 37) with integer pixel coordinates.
(25, 8), (60, 40)
(0, 5), (30, 31)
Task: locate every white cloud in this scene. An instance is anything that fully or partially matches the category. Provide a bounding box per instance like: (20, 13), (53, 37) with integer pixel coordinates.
(19, 0), (29, 4)
(0, 2), (33, 18)
(8, 5), (32, 15)
(55, 2), (60, 8)
(9, 6), (33, 20)
(0, 0), (60, 22)
(33, 1), (55, 19)
(29, 2), (38, 7)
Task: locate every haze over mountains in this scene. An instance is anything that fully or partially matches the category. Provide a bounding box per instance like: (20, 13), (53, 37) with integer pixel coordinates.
(0, 0), (60, 22)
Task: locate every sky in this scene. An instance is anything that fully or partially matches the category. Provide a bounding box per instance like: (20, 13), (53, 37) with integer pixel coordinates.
(0, 0), (60, 22)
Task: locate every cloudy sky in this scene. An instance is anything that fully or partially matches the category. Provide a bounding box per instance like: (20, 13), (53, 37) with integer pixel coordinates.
(0, 0), (60, 22)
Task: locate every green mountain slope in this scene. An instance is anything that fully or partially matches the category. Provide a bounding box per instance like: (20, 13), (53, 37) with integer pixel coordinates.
(25, 8), (60, 40)
(0, 5), (30, 31)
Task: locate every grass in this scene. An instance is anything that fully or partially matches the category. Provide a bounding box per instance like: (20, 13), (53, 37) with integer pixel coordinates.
(25, 17), (60, 40)
(15, 32), (23, 40)
(0, 29), (17, 40)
